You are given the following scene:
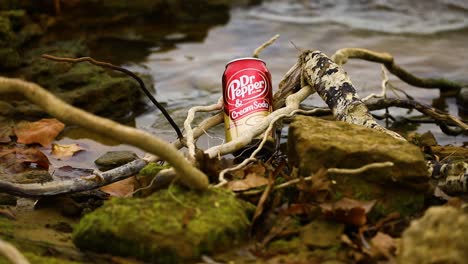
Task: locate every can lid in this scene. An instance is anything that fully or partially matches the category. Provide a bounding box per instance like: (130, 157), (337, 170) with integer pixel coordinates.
(226, 57), (266, 67)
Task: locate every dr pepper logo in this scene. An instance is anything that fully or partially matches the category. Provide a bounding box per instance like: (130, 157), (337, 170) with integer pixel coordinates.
(225, 68), (269, 108)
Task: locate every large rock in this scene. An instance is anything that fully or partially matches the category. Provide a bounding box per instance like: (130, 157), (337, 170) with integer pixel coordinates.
(288, 116), (429, 218)
(288, 116), (428, 186)
(73, 186), (255, 263)
(398, 206), (468, 264)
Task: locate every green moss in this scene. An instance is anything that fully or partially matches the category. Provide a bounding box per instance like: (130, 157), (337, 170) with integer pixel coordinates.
(73, 186), (255, 263)
(139, 162), (169, 177)
(268, 237), (303, 254)
(0, 217), (14, 236)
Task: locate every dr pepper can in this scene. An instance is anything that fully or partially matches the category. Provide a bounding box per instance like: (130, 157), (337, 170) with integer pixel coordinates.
(222, 58), (273, 142)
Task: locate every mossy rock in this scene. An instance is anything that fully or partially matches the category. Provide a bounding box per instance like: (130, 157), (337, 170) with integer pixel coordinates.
(288, 116), (429, 188)
(288, 116), (428, 219)
(73, 186), (255, 263)
(3, 40), (153, 119)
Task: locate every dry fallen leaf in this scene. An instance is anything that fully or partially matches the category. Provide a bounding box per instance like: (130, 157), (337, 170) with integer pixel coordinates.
(51, 143), (85, 160)
(14, 118), (65, 147)
(100, 177), (135, 197)
(320, 197), (376, 226)
(0, 146), (50, 173)
(226, 173), (269, 191)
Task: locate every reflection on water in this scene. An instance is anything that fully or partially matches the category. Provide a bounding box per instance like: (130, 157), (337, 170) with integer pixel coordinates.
(249, 0), (468, 34)
(136, 2), (467, 146)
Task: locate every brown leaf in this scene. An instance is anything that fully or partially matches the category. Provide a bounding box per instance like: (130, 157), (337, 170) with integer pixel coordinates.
(51, 143), (85, 160)
(226, 173), (269, 191)
(14, 118), (65, 147)
(320, 198), (376, 226)
(100, 177), (134, 197)
(370, 232), (397, 259)
(0, 146), (50, 173)
(53, 166), (93, 180)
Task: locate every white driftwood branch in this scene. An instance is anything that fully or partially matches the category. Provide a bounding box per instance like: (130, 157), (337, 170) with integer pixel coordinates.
(205, 85), (315, 158)
(0, 77), (209, 190)
(184, 98), (223, 162)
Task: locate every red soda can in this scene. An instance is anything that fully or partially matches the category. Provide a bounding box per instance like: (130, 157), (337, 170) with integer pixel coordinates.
(222, 58), (273, 142)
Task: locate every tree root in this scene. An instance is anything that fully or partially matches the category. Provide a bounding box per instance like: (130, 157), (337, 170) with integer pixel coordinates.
(331, 48), (464, 93)
(0, 77), (209, 190)
(243, 161), (395, 196)
(367, 98), (468, 134)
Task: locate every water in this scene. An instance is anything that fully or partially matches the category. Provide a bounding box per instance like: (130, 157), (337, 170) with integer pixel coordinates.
(127, 0), (467, 148)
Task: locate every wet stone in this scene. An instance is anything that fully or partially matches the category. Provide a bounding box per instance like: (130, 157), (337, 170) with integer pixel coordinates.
(94, 151), (139, 170)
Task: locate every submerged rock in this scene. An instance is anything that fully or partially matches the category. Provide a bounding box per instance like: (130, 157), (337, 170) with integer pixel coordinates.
(398, 206), (468, 264)
(288, 116), (429, 218)
(94, 151), (139, 170)
(73, 186), (255, 263)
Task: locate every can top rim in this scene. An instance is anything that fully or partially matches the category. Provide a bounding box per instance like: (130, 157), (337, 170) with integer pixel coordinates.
(226, 57), (265, 67)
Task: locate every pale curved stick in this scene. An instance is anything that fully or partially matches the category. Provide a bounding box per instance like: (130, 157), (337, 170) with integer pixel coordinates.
(0, 238), (30, 264)
(184, 97), (223, 162)
(0, 77), (209, 190)
(205, 85), (315, 158)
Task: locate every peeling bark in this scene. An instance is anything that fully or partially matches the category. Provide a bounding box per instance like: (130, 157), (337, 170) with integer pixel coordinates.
(300, 50), (405, 140)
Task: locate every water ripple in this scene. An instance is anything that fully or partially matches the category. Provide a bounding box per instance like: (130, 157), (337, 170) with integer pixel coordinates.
(248, 0), (468, 34)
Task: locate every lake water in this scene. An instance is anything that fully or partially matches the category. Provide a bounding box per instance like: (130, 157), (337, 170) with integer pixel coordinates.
(124, 0), (467, 149)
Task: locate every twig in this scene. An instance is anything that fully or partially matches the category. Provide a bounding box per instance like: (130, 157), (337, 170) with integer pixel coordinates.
(252, 34), (280, 58)
(216, 106), (327, 186)
(331, 48), (463, 93)
(327, 161), (394, 174)
(363, 66), (388, 102)
(243, 161), (394, 195)
(0, 77), (209, 190)
(366, 98), (468, 132)
(41, 54), (184, 139)
(184, 98), (223, 162)
(0, 238), (30, 264)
